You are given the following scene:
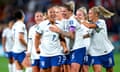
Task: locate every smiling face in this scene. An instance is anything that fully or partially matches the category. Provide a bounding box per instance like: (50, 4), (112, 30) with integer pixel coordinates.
(76, 10), (85, 20)
(88, 7), (99, 22)
(47, 7), (56, 21)
(54, 7), (62, 20)
(34, 12), (43, 24)
(88, 9), (95, 21)
(60, 7), (69, 19)
(8, 20), (14, 29)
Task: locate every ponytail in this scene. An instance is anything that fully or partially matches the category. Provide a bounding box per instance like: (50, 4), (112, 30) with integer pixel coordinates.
(98, 5), (114, 18)
(90, 5), (114, 18)
(65, 1), (75, 12)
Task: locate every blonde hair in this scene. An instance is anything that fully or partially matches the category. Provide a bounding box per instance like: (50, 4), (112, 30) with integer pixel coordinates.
(90, 5), (114, 18)
(53, 5), (61, 9)
(77, 7), (88, 19)
(65, 1), (75, 12)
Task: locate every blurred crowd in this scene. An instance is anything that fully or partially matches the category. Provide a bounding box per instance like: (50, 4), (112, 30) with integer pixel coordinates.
(0, 0), (120, 51)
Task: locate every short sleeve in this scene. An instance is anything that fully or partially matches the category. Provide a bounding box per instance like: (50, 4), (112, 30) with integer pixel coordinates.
(2, 29), (7, 37)
(18, 24), (26, 33)
(95, 20), (105, 29)
(95, 20), (105, 33)
(68, 19), (77, 32)
(36, 23), (43, 34)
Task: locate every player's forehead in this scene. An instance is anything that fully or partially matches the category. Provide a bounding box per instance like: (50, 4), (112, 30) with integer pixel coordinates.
(48, 7), (55, 12)
(35, 12), (43, 15)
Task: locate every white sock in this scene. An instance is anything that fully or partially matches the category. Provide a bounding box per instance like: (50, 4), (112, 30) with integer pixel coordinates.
(16, 70), (23, 72)
(12, 63), (16, 72)
(25, 67), (32, 72)
(8, 64), (12, 72)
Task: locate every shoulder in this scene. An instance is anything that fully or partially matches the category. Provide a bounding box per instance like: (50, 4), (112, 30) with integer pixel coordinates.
(15, 21), (25, 28)
(29, 25), (35, 30)
(97, 19), (105, 24)
(56, 20), (63, 25)
(40, 20), (49, 25)
(2, 28), (8, 35)
(3, 28), (9, 32)
(38, 20), (49, 27)
(69, 15), (79, 24)
(55, 20), (64, 29)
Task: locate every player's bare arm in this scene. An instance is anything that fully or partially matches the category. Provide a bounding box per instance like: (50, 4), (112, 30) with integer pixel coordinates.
(34, 32), (41, 54)
(19, 32), (27, 49)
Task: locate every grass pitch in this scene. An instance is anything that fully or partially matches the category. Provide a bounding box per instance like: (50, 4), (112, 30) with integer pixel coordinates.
(0, 53), (120, 72)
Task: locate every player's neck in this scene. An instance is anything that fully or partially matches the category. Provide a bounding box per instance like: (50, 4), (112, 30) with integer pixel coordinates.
(49, 18), (55, 25)
(92, 17), (99, 23)
(17, 19), (24, 22)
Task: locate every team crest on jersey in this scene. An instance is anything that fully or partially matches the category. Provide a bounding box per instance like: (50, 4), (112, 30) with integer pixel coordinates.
(69, 20), (74, 25)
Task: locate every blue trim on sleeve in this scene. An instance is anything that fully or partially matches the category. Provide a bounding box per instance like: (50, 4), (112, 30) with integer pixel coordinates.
(47, 22), (59, 25)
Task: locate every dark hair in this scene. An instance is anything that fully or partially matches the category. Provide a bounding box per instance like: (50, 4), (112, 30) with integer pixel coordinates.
(6, 16), (15, 24)
(14, 10), (24, 20)
(33, 10), (43, 16)
(47, 5), (55, 11)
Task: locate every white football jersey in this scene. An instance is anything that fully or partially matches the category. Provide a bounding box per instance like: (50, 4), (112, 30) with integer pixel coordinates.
(2, 28), (14, 52)
(28, 24), (40, 59)
(80, 23), (91, 52)
(68, 15), (86, 51)
(61, 19), (71, 51)
(88, 19), (114, 56)
(36, 20), (64, 57)
(12, 21), (27, 53)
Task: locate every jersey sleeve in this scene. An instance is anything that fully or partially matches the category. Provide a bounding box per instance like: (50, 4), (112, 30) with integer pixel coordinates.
(68, 19), (77, 32)
(18, 24), (26, 33)
(2, 29), (7, 37)
(95, 20), (105, 33)
(96, 20), (105, 28)
(36, 23), (43, 34)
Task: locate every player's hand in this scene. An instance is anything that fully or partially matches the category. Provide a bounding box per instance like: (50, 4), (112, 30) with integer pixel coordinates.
(63, 48), (69, 54)
(36, 48), (40, 54)
(81, 20), (89, 25)
(49, 25), (60, 33)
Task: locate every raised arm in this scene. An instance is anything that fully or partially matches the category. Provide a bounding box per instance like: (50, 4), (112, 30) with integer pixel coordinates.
(49, 25), (75, 40)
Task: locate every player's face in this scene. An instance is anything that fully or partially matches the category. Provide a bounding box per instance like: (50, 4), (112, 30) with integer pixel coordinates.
(61, 7), (69, 19)
(76, 10), (85, 20)
(47, 8), (56, 20)
(55, 8), (62, 20)
(35, 12), (43, 24)
(8, 21), (14, 29)
(88, 9), (95, 21)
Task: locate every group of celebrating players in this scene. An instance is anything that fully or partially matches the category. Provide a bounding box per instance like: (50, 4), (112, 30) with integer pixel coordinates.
(2, 1), (115, 72)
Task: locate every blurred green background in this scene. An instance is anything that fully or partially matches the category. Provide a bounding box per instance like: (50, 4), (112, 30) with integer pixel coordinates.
(0, 53), (119, 72)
